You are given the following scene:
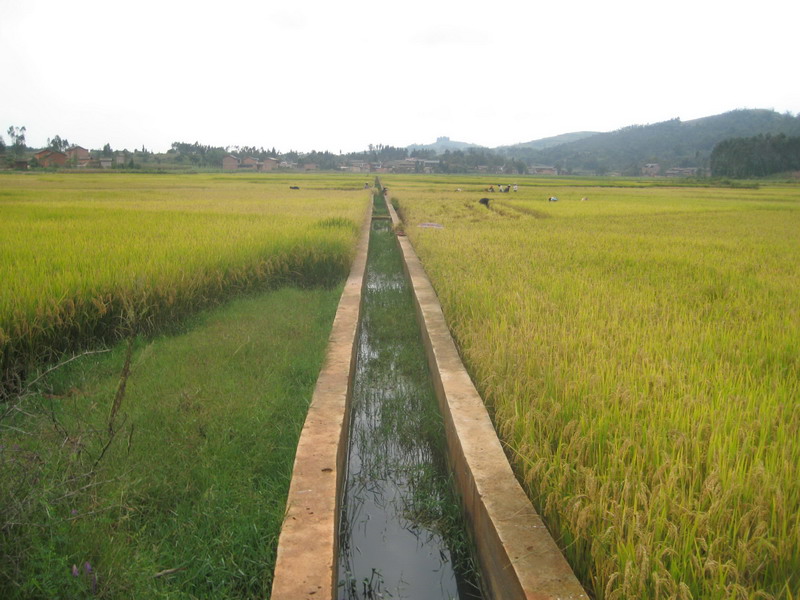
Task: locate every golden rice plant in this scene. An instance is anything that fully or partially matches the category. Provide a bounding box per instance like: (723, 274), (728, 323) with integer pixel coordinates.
(0, 172), (370, 395)
(386, 175), (800, 599)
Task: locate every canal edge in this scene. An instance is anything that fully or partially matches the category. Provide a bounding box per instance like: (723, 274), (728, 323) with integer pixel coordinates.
(385, 195), (589, 600)
(270, 198), (372, 600)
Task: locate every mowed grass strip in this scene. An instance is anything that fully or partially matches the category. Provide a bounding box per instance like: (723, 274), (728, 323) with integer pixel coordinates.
(0, 172), (369, 394)
(0, 285), (343, 599)
(385, 175), (800, 600)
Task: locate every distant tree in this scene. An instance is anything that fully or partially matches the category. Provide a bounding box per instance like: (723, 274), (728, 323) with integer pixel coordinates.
(409, 149), (437, 159)
(711, 133), (800, 177)
(7, 125), (26, 158)
(298, 150), (340, 170)
(621, 162), (640, 176)
(102, 143), (113, 157)
(170, 141), (234, 167)
(0, 134), (5, 154)
(47, 135), (70, 152)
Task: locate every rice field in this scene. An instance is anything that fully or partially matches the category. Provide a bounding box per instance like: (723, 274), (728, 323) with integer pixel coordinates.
(0, 172), (370, 393)
(386, 176), (800, 599)
(0, 172), (371, 598)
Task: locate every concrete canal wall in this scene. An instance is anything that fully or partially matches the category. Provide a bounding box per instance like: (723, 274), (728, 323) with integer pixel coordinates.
(270, 205), (371, 600)
(386, 198), (587, 600)
(271, 193), (587, 600)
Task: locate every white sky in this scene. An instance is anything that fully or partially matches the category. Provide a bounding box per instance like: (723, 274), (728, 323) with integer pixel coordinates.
(1, 0), (798, 153)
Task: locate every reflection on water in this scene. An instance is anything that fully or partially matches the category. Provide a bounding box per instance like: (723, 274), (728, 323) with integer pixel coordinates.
(338, 217), (481, 600)
(365, 271), (405, 293)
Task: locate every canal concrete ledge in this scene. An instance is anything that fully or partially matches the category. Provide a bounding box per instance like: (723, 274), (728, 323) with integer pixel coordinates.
(272, 193), (587, 600)
(387, 198), (588, 600)
(270, 203), (371, 600)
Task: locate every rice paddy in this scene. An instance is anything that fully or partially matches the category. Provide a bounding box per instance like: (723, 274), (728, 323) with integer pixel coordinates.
(0, 172), (371, 598)
(0, 173), (370, 394)
(2, 171), (798, 599)
(385, 175), (800, 600)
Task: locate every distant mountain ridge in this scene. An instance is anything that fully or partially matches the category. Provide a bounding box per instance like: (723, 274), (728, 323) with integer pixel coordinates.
(409, 109), (800, 174)
(497, 131), (600, 151)
(515, 109), (800, 173)
(407, 136), (484, 152)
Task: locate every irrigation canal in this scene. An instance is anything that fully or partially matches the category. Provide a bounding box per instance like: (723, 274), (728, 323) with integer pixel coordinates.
(337, 194), (482, 599)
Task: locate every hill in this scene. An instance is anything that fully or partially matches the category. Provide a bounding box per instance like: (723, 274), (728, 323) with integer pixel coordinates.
(497, 131), (599, 151)
(502, 109), (800, 175)
(407, 136), (484, 153)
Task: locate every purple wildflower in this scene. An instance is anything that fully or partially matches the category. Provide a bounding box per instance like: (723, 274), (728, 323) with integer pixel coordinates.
(71, 564), (80, 577)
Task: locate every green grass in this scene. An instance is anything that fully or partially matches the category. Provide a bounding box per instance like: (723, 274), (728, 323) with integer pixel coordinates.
(0, 285), (343, 599)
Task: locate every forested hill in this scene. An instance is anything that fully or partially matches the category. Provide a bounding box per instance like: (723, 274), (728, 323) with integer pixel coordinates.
(497, 131), (599, 151)
(499, 109), (800, 175)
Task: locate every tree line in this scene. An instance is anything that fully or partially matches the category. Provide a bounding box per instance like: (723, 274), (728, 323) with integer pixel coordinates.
(710, 133), (800, 178)
(5, 109), (800, 176)
(166, 142), (410, 169)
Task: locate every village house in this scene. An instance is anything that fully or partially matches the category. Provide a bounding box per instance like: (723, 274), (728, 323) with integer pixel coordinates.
(223, 155), (282, 172)
(385, 159), (415, 174)
(240, 156), (261, 170)
(385, 158), (439, 174)
(344, 160), (370, 173)
(33, 149), (67, 168)
(530, 165), (558, 175)
(261, 157), (279, 171)
(642, 163), (660, 176)
(222, 155), (240, 171)
(665, 167), (699, 177)
(419, 159), (439, 174)
(66, 146), (91, 167)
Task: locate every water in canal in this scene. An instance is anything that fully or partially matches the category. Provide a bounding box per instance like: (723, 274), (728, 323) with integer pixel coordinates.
(337, 196), (482, 600)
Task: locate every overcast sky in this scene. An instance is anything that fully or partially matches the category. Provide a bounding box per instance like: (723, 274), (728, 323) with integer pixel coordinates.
(1, 0), (798, 153)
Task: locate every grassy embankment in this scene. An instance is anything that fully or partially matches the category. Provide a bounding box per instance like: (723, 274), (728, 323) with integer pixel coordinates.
(386, 175), (800, 600)
(0, 173), (370, 598)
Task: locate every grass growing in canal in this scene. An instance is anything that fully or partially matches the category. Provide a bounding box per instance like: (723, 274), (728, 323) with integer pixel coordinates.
(0, 286), (342, 599)
(338, 197), (481, 599)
